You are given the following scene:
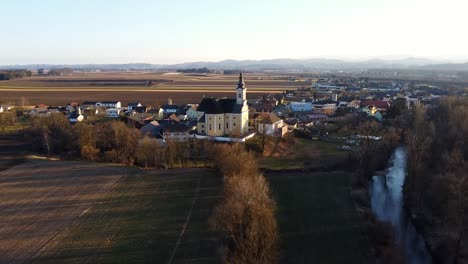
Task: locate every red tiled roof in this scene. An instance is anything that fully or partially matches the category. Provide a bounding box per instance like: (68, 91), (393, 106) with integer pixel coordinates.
(360, 100), (390, 109)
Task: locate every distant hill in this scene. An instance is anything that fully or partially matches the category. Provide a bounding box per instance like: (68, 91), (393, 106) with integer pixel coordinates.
(1, 58), (467, 72)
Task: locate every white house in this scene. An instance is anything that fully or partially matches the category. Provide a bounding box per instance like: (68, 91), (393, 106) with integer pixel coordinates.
(288, 101), (313, 112)
(69, 109), (84, 123)
(106, 108), (123, 118)
(254, 112), (288, 137)
(186, 105), (198, 120)
(97, 101), (121, 109)
(127, 102), (142, 112)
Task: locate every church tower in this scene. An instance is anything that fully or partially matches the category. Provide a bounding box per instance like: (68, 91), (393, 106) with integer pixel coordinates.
(236, 73), (247, 105)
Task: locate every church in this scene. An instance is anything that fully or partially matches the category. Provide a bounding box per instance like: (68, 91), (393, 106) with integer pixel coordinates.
(196, 73), (249, 137)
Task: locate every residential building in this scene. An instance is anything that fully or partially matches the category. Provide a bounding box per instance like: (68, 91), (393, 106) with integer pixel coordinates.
(311, 103), (337, 115)
(97, 101), (121, 109)
(254, 112), (288, 137)
(106, 108), (123, 118)
(360, 100), (390, 112)
(127, 102), (142, 111)
(147, 108), (164, 120)
(140, 121), (162, 137)
(162, 123), (195, 142)
(186, 105), (198, 120)
(288, 101), (313, 112)
(69, 108), (84, 123)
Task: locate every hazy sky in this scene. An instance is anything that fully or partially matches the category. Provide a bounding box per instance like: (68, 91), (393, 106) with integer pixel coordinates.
(1, 0), (467, 64)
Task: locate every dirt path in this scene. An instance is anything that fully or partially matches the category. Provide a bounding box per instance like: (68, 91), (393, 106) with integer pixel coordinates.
(0, 159), (132, 264)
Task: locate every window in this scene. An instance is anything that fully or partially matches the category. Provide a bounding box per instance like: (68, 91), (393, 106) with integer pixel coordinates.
(201, 124), (204, 128)
(219, 123), (221, 130)
(226, 122), (229, 129)
(209, 124), (212, 130)
(233, 122), (236, 127)
(238, 94), (241, 98)
(233, 116), (236, 119)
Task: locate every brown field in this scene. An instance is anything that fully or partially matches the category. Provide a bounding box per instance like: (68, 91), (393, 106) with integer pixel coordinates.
(0, 90), (278, 106)
(0, 159), (135, 264)
(0, 72), (303, 105)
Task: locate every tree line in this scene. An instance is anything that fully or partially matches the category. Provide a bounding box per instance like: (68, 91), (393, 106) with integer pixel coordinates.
(0, 70), (32, 80)
(176, 67), (212, 73)
(210, 144), (279, 264)
(25, 114), (212, 168)
(404, 97), (468, 263)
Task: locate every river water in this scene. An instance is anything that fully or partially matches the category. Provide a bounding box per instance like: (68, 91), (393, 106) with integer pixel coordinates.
(370, 147), (432, 264)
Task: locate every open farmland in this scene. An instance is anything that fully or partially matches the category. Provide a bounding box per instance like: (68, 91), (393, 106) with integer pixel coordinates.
(0, 90), (277, 106)
(266, 171), (371, 264)
(0, 72), (303, 106)
(0, 159), (134, 264)
(0, 158), (222, 264)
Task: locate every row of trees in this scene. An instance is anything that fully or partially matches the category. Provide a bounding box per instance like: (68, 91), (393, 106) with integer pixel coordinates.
(176, 67), (212, 73)
(0, 70), (32, 80)
(404, 97), (468, 263)
(211, 144), (279, 264)
(26, 114), (211, 168)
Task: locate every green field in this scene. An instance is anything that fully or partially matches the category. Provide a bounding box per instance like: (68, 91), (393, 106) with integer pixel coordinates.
(29, 169), (222, 264)
(259, 137), (348, 170)
(266, 171), (371, 264)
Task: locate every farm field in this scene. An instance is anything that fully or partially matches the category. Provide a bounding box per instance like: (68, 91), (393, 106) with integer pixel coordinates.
(0, 72), (302, 105)
(266, 171), (371, 264)
(28, 166), (222, 264)
(0, 159), (135, 264)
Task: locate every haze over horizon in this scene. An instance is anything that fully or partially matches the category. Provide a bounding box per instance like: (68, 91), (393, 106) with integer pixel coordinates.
(1, 0), (467, 65)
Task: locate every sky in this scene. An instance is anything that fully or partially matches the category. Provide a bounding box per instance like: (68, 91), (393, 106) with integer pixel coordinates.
(1, 0), (468, 64)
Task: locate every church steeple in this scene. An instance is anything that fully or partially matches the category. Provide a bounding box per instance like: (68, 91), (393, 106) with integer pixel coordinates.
(236, 72), (247, 105)
(237, 73), (245, 89)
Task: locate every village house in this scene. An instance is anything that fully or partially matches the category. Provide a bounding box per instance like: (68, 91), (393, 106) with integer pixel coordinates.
(106, 108), (123, 118)
(288, 101), (313, 112)
(162, 123), (195, 142)
(360, 99), (390, 112)
(311, 103), (337, 116)
(161, 104), (180, 117)
(147, 108), (164, 120)
(185, 105), (198, 120)
(127, 102), (142, 112)
(66, 102), (79, 112)
(97, 101), (121, 109)
(195, 73), (249, 137)
(69, 108), (84, 123)
(140, 121), (163, 137)
(80, 101), (98, 110)
(254, 112), (288, 137)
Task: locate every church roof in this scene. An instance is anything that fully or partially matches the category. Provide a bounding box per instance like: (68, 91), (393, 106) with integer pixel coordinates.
(197, 98), (243, 114)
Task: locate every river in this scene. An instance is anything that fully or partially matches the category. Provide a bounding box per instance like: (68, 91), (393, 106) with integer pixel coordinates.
(370, 147), (432, 264)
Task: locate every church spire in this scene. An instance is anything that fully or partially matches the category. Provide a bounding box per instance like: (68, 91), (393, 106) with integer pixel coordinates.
(237, 72), (245, 89)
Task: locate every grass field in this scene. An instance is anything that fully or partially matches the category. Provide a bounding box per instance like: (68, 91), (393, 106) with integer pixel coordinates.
(29, 168), (222, 264)
(259, 137), (348, 170)
(266, 171), (371, 264)
(0, 157), (222, 264)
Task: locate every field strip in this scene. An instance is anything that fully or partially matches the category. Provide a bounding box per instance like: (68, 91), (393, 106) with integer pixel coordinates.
(166, 174), (202, 264)
(0, 88), (283, 93)
(0, 159), (130, 264)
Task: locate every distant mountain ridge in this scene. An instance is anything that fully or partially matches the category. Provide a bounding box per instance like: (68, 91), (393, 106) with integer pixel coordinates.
(1, 58), (467, 71)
